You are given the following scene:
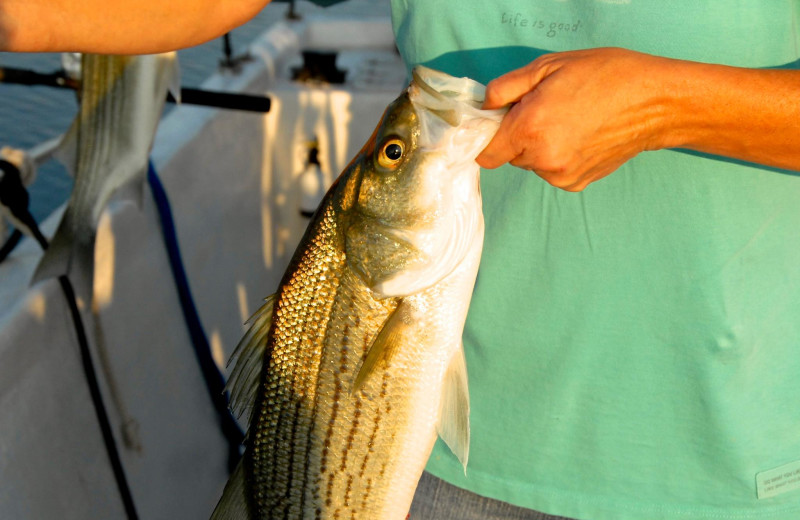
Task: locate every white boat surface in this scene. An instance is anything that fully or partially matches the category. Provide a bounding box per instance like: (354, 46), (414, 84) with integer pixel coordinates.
(0, 2), (407, 518)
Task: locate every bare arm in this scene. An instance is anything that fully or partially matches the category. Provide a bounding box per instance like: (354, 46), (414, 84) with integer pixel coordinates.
(476, 48), (800, 191)
(0, 0), (272, 54)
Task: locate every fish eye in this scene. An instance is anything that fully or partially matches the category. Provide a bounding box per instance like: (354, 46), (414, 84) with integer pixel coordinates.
(385, 143), (403, 160)
(377, 138), (405, 168)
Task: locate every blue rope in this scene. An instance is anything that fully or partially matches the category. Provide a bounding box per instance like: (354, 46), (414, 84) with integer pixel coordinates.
(146, 161), (244, 471)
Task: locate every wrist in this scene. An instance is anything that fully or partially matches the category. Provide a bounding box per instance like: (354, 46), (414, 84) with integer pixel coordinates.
(638, 57), (707, 153)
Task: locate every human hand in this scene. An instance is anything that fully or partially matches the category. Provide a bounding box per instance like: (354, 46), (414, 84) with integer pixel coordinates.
(476, 48), (673, 191)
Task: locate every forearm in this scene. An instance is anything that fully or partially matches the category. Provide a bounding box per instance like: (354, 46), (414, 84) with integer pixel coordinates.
(0, 0), (271, 53)
(651, 60), (800, 171)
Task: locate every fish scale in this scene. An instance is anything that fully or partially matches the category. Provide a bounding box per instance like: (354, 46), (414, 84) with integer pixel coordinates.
(249, 199), (427, 519)
(212, 67), (505, 520)
(247, 251), (471, 518)
(305, 268), (404, 519)
(250, 205), (345, 517)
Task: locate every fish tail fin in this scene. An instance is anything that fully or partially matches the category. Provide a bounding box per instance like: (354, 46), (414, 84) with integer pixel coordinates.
(210, 461), (250, 520)
(31, 210), (95, 304)
(436, 343), (470, 474)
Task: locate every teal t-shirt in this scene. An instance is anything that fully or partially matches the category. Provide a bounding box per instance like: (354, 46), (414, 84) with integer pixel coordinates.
(392, 2), (800, 519)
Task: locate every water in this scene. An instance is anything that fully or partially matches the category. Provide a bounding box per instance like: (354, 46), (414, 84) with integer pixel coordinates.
(0, 3), (296, 223)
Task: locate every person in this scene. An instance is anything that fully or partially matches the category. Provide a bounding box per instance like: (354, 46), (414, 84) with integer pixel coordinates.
(392, 3), (800, 520)
(4, 1), (800, 519)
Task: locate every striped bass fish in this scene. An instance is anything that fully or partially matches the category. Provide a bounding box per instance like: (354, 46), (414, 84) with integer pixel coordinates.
(32, 53), (179, 302)
(212, 66), (506, 520)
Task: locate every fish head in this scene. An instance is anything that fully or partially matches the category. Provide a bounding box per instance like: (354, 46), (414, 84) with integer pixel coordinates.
(340, 66), (506, 298)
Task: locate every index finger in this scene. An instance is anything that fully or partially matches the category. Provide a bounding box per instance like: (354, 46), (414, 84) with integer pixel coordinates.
(482, 54), (560, 110)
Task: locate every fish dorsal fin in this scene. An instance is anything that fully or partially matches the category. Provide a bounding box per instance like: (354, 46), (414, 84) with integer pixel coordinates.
(352, 299), (413, 393)
(226, 294), (276, 420)
(437, 343), (470, 473)
(210, 461), (248, 520)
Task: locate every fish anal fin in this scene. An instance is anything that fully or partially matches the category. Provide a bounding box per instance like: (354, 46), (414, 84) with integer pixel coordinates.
(437, 343), (470, 473)
(226, 294), (276, 421)
(352, 299), (412, 394)
(210, 461), (249, 520)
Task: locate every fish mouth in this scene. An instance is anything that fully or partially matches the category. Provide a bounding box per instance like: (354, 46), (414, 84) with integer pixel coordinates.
(410, 67), (471, 127)
(411, 68), (457, 110)
(408, 66), (507, 135)
(411, 66), (485, 108)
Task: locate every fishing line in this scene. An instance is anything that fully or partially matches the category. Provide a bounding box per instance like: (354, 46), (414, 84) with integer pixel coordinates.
(146, 161), (245, 471)
(0, 228), (22, 262)
(0, 159), (140, 520)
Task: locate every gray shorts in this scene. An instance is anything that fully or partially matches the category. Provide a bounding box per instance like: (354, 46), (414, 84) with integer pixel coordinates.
(409, 472), (576, 520)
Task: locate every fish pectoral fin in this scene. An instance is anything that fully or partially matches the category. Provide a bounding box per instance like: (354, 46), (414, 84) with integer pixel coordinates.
(210, 461), (249, 520)
(226, 294), (276, 420)
(352, 299), (413, 394)
(437, 343), (470, 473)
